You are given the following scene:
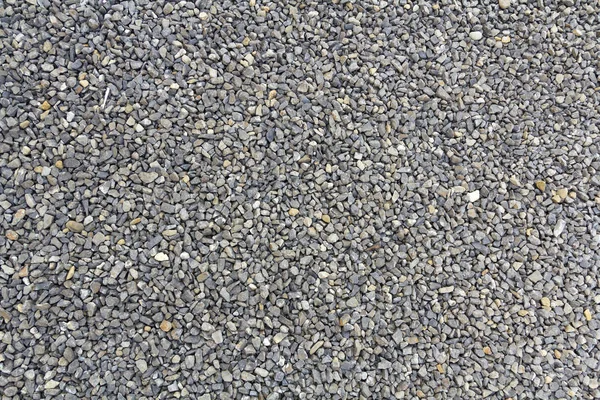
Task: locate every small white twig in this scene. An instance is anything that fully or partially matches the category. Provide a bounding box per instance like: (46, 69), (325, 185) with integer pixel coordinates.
(101, 87), (110, 109)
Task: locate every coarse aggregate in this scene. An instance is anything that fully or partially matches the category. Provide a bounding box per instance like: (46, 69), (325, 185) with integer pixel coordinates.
(1, 0), (600, 399)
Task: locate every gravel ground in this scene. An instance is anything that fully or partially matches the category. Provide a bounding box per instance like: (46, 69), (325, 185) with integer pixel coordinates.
(1, 0), (600, 399)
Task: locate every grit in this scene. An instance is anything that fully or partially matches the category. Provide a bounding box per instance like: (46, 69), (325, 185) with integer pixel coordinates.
(1, 0), (599, 399)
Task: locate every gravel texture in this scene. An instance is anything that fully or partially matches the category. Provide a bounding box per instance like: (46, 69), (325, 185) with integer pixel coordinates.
(1, 0), (600, 399)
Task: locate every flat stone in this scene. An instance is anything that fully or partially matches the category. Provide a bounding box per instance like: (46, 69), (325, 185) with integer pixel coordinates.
(528, 270), (544, 283)
(499, 0), (511, 9)
(139, 172), (159, 184)
(310, 340), (324, 355)
(212, 330), (223, 344)
(466, 190), (480, 202)
(469, 32), (483, 41)
(66, 221), (84, 233)
(154, 253), (169, 261)
(136, 359), (148, 373)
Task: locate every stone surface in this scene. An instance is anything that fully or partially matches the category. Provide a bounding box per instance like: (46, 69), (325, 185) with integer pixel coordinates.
(0, 1), (598, 399)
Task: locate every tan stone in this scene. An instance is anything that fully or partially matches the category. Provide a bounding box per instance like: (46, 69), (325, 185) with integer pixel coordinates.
(160, 320), (173, 332)
(535, 180), (546, 191)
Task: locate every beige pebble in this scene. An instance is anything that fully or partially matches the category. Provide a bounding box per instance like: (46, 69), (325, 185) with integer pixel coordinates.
(499, 0), (511, 9)
(556, 188), (568, 199)
(288, 208), (299, 216)
(6, 230), (18, 241)
(541, 297), (551, 307)
(535, 180), (546, 191)
(66, 266), (75, 280)
(160, 320), (173, 332)
(66, 220), (84, 233)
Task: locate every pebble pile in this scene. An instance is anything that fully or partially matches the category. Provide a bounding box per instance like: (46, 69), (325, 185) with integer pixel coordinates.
(1, 0), (599, 398)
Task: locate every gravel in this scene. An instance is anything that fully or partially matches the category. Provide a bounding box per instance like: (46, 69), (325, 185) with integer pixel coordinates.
(1, 0), (600, 399)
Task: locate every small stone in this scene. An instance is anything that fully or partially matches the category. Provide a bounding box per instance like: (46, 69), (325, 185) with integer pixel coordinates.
(131, 218), (142, 225)
(483, 346), (492, 355)
(45, 380), (60, 389)
(407, 337), (419, 344)
(0, 308), (11, 323)
(346, 297), (359, 308)
(160, 320), (173, 332)
(136, 359), (148, 373)
(439, 286), (454, 294)
(139, 172), (159, 184)
(553, 220), (566, 237)
(540, 297), (551, 307)
(18, 266), (28, 278)
(499, 0), (511, 9)
(6, 230), (18, 241)
(274, 332), (286, 344)
(40, 101), (52, 111)
(222, 371), (233, 382)
(310, 340), (324, 355)
(288, 208), (299, 216)
(66, 220), (84, 233)
(20, 120), (30, 129)
(66, 266), (75, 280)
(466, 190), (480, 202)
(339, 314), (351, 327)
(154, 253), (169, 262)
(584, 309), (592, 321)
(469, 32), (483, 41)
(556, 188), (568, 200)
(255, 367), (269, 377)
(321, 214), (331, 223)
(528, 270), (543, 283)
(55, 160), (63, 169)
(163, 3), (174, 14)
(212, 330), (224, 344)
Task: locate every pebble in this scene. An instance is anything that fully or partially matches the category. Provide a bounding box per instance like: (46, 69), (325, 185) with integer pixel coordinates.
(65, 221), (84, 233)
(44, 380), (60, 390)
(160, 320), (173, 332)
(154, 253), (169, 262)
(309, 340), (324, 355)
(466, 190), (480, 202)
(535, 180), (547, 191)
(139, 172), (159, 184)
(499, 0), (511, 9)
(136, 360), (148, 373)
(212, 330), (224, 344)
(469, 31), (483, 41)
(6, 230), (18, 241)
